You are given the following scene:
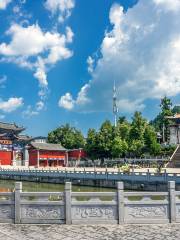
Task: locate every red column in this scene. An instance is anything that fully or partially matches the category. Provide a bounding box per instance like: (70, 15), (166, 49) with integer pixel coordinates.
(65, 151), (68, 167)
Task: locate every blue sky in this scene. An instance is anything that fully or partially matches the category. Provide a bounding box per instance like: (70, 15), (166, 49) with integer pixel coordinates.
(0, 0), (180, 137)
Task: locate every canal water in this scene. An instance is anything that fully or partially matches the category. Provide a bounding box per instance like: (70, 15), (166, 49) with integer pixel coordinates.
(0, 179), (115, 192)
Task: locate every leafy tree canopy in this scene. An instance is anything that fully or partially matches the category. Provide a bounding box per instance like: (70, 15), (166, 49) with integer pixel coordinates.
(47, 124), (85, 149)
(151, 96), (173, 142)
(48, 97), (177, 159)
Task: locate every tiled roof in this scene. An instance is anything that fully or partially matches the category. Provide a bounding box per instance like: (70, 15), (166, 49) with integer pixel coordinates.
(30, 142), (67, 151)
(0, 122), (25, 131)
(17, 135), (33, 141)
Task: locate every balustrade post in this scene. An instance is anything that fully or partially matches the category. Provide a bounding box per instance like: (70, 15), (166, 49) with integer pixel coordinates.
(147, 169), (150, 181)
(107, 167), (109, 180)
(117, 181), (124, 224)
(168, 181), (176, 223)
(164, 169), (167, 182)
(15, 182), (22, 224)
(65, 182), (72, 224)
(65, 168), (67, 179)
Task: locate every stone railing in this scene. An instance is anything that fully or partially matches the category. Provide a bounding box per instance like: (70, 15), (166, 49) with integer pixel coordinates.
(0, 181), (180, 224)
(70, 157), (169, 167)
(0, 167), (180, 184)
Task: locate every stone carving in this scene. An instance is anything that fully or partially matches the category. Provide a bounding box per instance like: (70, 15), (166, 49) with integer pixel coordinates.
(127, 206), (167, 218)
(73, 207), (115, 219)
(24, 206), (64, 219)
(176, 205), (180, 216)
(0, 206), (13, 219)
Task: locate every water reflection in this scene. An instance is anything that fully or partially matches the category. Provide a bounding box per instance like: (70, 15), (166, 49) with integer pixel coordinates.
(0, 180), (115, 192)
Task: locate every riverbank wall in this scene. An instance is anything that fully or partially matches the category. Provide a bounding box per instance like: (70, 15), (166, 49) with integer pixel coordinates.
(1, 168), (180, 191)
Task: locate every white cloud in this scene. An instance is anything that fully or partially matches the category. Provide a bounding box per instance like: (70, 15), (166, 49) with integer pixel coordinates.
(36, 101), (44, 111)
(59, 84), (90, 110)
(45, 0), (75, 23)
(87, 56), (94, 74)
(0, 97), (23, 112)
(22, 105), (39, 118)
(34, 57), (48, 87)
(13, 6), (20, 14)
(22, 100), (45, 118)
(117, 99), (145, 113)
(58, 92), (75, 110)
(76, 84), (90, 105)
(59, 0), (180, 113)
(0, 0), (11, 10)
(153, 0), (180, 11)
(0, 23), (73, 88)
(0, 24), (72, 58)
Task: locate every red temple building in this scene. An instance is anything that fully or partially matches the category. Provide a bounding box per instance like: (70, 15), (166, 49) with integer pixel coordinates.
(0, 122), (32, 166)
(0, 121), (86, 167)
(68, 148), (87, 166)
(29, 142), (68, 167)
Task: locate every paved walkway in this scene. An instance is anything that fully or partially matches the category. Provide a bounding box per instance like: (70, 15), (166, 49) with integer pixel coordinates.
(0, 224), (180, 240)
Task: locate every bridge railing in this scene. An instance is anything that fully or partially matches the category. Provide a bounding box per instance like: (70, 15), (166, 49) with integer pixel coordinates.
(0, 167), (180, 183)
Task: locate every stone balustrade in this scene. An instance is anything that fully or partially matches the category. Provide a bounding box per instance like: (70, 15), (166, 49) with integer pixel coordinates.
(0, 167), (180, 184)
(0, 181), (180, 224)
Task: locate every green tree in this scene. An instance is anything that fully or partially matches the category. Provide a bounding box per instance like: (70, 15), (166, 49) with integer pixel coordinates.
(117, 120), (130, 142)
(97, 120), (114, 158)
(172, 105), (180, 114)
(144, 125), (161, 155)
(85, 128), (98, 159)
(129, 139), (144, 157)
(111, 136), (128, 158)
(151, 96), (173, 142)
(129, 111), (147, 142)
(117, 116), (127, 124)
(47, 124), (85, 149)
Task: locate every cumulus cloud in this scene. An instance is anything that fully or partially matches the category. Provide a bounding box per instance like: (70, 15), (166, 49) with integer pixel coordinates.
(45, 0), (75, 23)
(0, 0), (11, 10)
(22, 105), (39, 118)
(59, 0), (180, 113)
(0, 97), (23, 112)
(87, 56), (95, 74)
(59, 84), (90, 110)
(153, 0), (180, 11)
(0, 23), (72, 59)
(36, 101), (44, 111)
(22, 101), (45, 118)
(0, 23), (73, 88)
(58, 92), (75, 110)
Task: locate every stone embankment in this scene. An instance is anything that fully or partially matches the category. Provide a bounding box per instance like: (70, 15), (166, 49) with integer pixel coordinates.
(1, 166), (180, 190)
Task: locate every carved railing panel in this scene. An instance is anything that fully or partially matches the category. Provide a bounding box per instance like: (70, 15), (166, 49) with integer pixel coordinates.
(124, 192), (169, 223)
(21, 205), (65, 223)
(175, 192), (180, 222)
(20, 192), (65, 224)
(0, 192), (14, 223)
(71, 192), (118, 224)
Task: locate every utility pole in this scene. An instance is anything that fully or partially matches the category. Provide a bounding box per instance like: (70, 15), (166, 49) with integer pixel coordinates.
(162, 123), (165, 143)
(113, 81), (118, 127)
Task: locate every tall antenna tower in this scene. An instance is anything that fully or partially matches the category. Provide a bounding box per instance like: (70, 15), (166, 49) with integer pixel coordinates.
(113, 81), (118, 127)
